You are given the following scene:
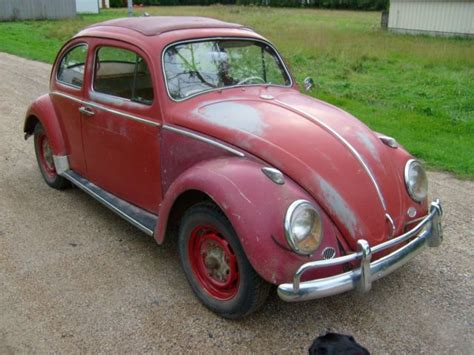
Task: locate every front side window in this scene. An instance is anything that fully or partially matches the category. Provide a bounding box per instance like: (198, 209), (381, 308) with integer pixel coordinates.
(94, 46), (154, 105)
(57, 44), (88, 88)
(164, 39), (291, 100)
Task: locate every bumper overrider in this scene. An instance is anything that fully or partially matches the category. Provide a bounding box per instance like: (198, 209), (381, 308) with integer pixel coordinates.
(278, 199), (443, 302)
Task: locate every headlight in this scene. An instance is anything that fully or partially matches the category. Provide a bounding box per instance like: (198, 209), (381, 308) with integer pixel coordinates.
(284, 200), (323, 255)
(404, 159), (428, 202)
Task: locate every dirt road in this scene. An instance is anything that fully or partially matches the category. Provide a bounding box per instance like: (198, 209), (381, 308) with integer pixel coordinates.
(0, 52), (472, 353)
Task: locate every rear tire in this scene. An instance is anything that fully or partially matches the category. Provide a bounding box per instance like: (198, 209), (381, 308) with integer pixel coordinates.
(178, 202), (270, 319)
(34, 123), (69, 190)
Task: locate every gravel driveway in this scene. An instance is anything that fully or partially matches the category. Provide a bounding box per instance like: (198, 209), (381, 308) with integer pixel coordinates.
(0, 52), (472, 353)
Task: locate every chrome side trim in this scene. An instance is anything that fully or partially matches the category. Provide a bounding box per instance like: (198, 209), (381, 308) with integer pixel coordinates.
(52, 155), (70, 175)
(86, 100), (160, 127)
(278, 199), (443, 302)
(162, 124), (245, 157)
(51, 91), (83, 104)
(273, 99), (388, 211)
(161, 37), (293, 102)
(61, 170), (155, 236)
(50, 91), (160, 127)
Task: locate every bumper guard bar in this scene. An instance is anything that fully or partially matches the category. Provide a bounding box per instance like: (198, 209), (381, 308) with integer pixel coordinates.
(277, 199), (443, 302)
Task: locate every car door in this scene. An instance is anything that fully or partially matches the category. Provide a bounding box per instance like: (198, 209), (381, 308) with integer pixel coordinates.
(80, 39), (162, 214)
(50, 42), (89, 175)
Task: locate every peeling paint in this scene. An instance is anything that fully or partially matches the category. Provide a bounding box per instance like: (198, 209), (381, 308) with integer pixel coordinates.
(356, 131), (381, 164)
(198, 102), (268, 135)
(315, 174), (358, 238)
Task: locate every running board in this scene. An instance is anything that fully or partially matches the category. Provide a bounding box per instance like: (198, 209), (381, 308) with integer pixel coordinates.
(62, 170), (157, 236)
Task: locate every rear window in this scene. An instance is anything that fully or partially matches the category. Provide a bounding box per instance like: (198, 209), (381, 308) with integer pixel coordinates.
(93, 46), (154, 105)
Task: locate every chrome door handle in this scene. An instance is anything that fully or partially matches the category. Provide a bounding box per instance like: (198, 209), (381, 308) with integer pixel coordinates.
(79, 106), (95, 117)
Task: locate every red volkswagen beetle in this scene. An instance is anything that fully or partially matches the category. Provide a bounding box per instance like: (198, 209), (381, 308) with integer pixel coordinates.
(24, 17), (443, 318)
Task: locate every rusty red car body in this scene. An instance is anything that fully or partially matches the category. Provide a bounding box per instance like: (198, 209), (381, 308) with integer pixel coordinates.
(24, 17), (443, 318)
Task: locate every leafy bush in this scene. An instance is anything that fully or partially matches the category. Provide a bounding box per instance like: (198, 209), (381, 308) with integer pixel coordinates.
(110, 0), (126, 7)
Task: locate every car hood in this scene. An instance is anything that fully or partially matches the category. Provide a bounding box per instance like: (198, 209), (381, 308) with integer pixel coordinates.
(168, 89), (407, 249)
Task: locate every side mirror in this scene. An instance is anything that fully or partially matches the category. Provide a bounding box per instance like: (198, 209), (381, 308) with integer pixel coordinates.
(303, 77), (314, 91)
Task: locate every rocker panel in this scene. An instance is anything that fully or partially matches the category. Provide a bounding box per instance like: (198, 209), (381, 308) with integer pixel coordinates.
(62, 170), (157, 236)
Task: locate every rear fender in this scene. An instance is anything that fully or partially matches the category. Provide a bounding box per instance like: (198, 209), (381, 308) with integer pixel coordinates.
(24, 94), (66, 156)
(155, 157), (343, 284)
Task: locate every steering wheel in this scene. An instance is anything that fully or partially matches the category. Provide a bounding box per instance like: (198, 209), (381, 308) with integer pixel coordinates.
(236, 76), (266, 85)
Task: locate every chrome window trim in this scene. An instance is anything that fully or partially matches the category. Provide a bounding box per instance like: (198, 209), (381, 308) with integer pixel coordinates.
(161, 37), (294, 103)
(273, 99), (388, 212)
(50, 91), (160, 127)
(162, 124), (245, 157)
(92, 45), (155, 106)
(56, 43), (89, 90)
(90, 90), (134, 104)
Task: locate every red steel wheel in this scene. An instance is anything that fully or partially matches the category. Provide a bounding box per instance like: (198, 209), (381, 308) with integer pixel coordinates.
(188, 225), (240, 300)
(37, 132), (56, 178)
(33, 123), (69, 190)
(179, 202), (270, 319)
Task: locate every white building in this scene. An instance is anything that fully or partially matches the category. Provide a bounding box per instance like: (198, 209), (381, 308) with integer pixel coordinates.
(76, 0), (110, 14)
(76, 0), (99, 13)
(388, 0), (474, 37)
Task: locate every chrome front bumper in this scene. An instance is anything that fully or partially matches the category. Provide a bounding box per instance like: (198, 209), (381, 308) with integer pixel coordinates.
(278, 199), (443, 302)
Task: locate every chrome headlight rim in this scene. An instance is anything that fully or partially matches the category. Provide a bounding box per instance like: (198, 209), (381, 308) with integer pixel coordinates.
(404, 159), (428, 202)
(284, 199), (323, 256)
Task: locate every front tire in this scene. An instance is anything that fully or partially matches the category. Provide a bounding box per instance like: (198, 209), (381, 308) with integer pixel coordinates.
(178, 202), (270, 319)
(34, 123), (69, 190)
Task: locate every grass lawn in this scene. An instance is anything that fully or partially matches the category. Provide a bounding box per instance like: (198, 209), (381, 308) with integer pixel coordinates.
(0, 6), (473, 178)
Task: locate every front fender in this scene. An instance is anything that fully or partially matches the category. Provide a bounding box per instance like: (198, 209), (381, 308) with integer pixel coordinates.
(155, 157), (343, 284)
(24, 94), (66, 156)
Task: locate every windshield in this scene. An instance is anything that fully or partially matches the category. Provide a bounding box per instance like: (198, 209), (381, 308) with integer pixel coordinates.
(163, 39), (291, 100)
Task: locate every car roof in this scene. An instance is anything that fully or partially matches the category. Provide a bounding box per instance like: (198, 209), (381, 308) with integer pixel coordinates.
(85, 16), (249, 36)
